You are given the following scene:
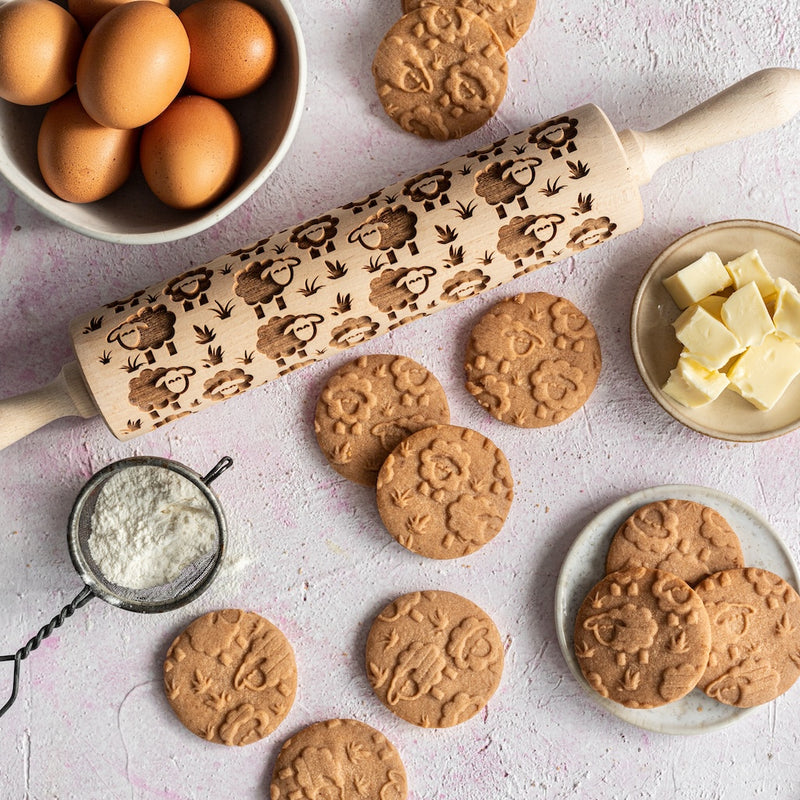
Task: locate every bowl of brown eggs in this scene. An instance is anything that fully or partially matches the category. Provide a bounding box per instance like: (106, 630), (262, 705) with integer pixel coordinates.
(0, 0), (305, 243)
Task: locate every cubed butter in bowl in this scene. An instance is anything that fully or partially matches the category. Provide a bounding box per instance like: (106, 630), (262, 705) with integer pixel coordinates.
(631, 220), (800, 442)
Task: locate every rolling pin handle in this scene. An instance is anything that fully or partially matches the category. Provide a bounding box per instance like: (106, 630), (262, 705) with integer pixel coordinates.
(619, 67), (800, 184)
(0, 362), (99, 451)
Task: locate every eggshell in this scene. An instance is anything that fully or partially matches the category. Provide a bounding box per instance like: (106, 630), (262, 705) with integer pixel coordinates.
(0, 0), (84, 106)
(37, 90), (139, 203)
(76, 1), (190, 129)
(67, 0), (169, 33)
(179, 0), (277, 99)
(140, 95), (242, 209)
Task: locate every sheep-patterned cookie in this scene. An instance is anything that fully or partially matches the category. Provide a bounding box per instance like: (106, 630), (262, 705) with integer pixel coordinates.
(366, 590), (504, 727)
(464, 292), (601, 427)
(375, 424), (513, 558)
(163, 609), (297, 745)
(605, 499), (745, 587)
(270, 719), (408, 800)
(573, 567), (711, 708)
(695, 568), (800, 708)
(373, 6), (508, 140)
(401, 0), (537, 51)
(315, 353), (450, 486)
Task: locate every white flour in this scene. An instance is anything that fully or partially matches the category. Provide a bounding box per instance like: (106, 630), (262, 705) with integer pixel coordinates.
(88, 465), (218, 590)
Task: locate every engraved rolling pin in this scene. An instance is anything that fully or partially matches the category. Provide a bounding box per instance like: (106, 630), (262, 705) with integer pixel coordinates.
(2, 68), (800, 449)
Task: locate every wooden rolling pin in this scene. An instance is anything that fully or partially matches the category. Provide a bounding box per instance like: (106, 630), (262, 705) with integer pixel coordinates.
(2, 68), (800, 449)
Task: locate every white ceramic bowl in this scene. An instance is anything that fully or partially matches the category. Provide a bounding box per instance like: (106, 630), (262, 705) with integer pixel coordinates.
(631, 219), (800, 442)
(0, 0), (306, 244)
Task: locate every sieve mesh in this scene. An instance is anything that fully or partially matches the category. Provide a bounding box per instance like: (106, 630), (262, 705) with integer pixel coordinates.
(67, 456), (230, 613)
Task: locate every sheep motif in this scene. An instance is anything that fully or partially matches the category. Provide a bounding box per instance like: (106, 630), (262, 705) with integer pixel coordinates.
(104, 289), (145, 313)
(527, 115), (579, 159)
(474, 156), (543, 217)
(289, 214), (339, 259)
(347, 205), (418, 264)
(582, 603), (658, 667)
(128, 365), (196, 420)
(465, 136), (508, 162)
(403, 168), (452, 211)
(550, 297), (596, 352)
(233, 255), (300, 317)
(256, 313), (325, 370)
(106, 304), (177, 364)
(202, 368), (254, 402)
(369, 266), (437, 321)
(227, 234), (278, 261)
(566, 217), (617, 252)
(164, 267), (213, 311)
(497, 213), (564, 266)
(440, 269), (490, 303)
(342, 188), (383, 214)
(328, 316), (379, 349)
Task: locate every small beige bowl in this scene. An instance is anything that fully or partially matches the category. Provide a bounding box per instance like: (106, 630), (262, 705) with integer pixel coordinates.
(631, 219), (800, 442)
(0, 0), (306, 244)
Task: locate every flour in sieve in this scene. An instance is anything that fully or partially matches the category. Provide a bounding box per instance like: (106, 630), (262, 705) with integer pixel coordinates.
(88, 465), (218, 590)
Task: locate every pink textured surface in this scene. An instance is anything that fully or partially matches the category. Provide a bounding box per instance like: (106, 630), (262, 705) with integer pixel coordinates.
(2, 1), (800, 797)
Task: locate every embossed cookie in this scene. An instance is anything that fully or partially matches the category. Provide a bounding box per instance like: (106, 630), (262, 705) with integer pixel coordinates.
(163, 609), (297, 745)
(573, 567), (711, 708)
(464, 292), (601, 427)
(375, 424), (514, 558)
(695, 568), (800, 707)
(270, 718), (408, 800)
(605, 499), (745, 587)
(373, 6), (508, 140)
(401, 0), (537, 51)
(366, 590), (504, 727)
(315, 353), (450, 486)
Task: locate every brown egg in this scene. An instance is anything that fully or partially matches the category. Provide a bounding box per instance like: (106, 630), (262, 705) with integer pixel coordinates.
(37, 90), (139, 203)
(0, 0), (84, 106)
(140, 95), (242, 209)
(77, 1), (190, 129)
(179, 0), (277, 99)
(68, 0), (169, 33)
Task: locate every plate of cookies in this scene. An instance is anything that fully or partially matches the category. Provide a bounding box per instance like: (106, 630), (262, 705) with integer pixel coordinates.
(555, 484), (800, 734)
(631, 219), (800, 441)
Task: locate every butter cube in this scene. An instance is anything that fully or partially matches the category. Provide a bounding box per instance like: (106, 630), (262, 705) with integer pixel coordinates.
(662, 251), (732, 309)
(721, 281), (774, 347)
(773, 277), (800, 341)
(672, 304), (743, 370)
(662, 354), (730, 408)
(697, 294), (725, 320)
(726, 333), (800, 410)
(724, 249), (777, 298)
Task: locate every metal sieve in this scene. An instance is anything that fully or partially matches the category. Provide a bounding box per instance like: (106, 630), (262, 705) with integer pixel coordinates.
(0, 454), (232, 718)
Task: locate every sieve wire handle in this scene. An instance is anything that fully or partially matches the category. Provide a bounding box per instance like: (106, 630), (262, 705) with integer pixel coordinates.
(0, 585), (95, 719)
(202, 456), (233, 485)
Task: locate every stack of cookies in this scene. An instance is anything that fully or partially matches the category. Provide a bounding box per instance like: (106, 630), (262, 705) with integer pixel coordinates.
(573, 499), (800, 710)
(372, 1), (537, 139)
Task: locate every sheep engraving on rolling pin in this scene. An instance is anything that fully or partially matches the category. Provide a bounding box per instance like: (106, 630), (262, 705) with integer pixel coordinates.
(69, 104), (643, 439)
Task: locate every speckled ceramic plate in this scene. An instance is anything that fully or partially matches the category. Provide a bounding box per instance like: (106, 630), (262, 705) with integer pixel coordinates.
(554, 484), (800, 735)
(631, 219), (800, 441)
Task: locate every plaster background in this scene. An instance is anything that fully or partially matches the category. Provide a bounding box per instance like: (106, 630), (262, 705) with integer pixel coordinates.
(1, 1), (799, 797)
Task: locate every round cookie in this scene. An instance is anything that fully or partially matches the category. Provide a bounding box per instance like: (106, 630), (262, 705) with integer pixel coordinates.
(401, 0), (537, 51)
(375, 424), (514, 559)
(270, 719), (408, 800)
(695, 568), (800, 708)
(373, 6), (508, 140)
(464, 292), (601, 428)
(315, 353), (450, 487)
(366, 590), (504, 727)
(573, 567), (711, 709)
(605, 499), (745, 587)
(164, 609), (297, 746)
